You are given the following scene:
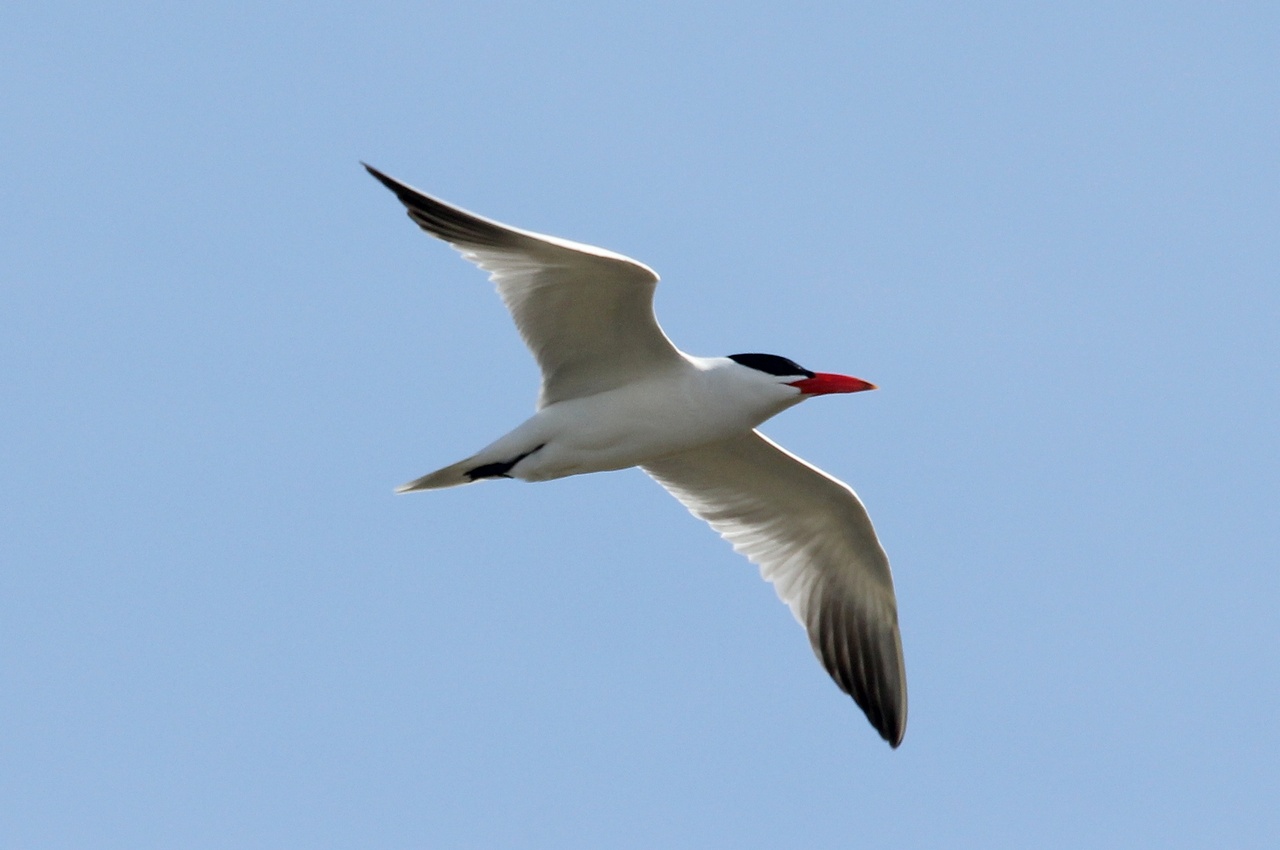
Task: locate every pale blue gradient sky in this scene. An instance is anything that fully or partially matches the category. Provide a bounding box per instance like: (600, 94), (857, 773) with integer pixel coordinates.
(3, 3), (1278, 848)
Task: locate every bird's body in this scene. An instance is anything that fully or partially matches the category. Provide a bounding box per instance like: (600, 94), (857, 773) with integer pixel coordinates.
(404, 355), (805, 488)
(366, 164), (909, 747)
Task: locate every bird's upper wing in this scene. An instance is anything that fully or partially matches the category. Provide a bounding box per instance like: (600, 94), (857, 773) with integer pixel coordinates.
(642, 430), (908, 746)
(365, 165), (685, 406)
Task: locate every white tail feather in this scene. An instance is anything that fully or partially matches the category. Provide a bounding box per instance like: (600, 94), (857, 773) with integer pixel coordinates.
(395, 456), (480, 492)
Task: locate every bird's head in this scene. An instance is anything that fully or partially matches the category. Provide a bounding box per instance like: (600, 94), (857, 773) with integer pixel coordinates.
(727, 353), (878, 399)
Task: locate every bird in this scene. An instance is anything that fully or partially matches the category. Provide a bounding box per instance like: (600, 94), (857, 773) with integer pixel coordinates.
(364, 164), (908, 747)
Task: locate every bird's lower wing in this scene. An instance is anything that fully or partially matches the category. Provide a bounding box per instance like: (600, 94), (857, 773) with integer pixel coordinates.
(365, 165), (685, 406)
(642, 431), (908, 746)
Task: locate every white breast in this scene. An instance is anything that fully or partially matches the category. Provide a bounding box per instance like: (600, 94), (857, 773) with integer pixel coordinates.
(508, 357), (802, 481)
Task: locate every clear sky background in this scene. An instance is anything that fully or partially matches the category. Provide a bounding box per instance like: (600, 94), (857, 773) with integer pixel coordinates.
(3, 3), (1277, 848)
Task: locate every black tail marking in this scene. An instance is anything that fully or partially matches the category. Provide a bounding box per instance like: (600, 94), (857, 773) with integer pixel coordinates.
(465, 444), (546, 481)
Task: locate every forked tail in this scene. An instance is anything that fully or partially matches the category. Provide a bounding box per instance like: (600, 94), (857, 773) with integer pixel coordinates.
(396, 444), (546, 493)
(396, 457), (480, 492)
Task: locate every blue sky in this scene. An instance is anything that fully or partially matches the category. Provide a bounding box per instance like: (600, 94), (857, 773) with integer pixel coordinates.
(3, 2), (1277, 847)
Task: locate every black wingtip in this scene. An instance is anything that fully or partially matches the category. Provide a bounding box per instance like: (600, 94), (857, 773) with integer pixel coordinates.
(870, 692), (907, 748)
(360, 165), (524, 250)
(362, 162), (403, 195)
(361, 164), (439, 223)
(864, 700), (905, 748)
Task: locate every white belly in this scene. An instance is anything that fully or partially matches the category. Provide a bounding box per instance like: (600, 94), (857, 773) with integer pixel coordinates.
(505, 376), (788, 482)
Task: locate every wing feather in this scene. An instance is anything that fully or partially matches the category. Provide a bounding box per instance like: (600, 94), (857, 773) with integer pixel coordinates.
(643, 431), (908, 746)
(365, 165), (683, 405)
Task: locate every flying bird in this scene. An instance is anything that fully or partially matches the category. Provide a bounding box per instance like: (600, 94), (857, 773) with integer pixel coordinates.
(365, 164), (908, 747)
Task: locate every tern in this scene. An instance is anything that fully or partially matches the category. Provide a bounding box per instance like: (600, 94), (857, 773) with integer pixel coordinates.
(366, 165), (907, 747)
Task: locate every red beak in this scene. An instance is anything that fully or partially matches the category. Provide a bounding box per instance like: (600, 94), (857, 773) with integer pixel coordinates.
(787, 372), (878, 396)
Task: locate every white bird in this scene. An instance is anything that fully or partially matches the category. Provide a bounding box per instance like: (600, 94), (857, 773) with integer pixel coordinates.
(366, 165), (908, 747)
